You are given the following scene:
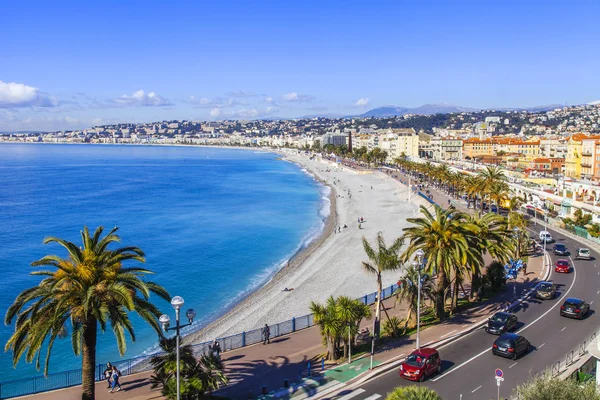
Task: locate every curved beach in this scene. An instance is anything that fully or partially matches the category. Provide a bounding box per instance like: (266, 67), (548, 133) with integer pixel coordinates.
(184, 150), (428, 344)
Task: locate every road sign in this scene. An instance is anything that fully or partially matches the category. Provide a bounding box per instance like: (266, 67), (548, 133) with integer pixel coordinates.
(497, 379), (501, 387)
(495, 368), (504, 378)
(495, 377), (504, 382)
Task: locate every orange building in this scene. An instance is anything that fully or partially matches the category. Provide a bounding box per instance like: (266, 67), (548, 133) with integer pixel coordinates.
(463, 138), (493, 159)
(528, 157), (565, 175)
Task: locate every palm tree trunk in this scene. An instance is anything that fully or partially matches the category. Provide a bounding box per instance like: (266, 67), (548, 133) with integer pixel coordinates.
(403, 307), (413, 334)
(375, 274), (383, 338)
(81, 318), (97, 400)
(451, 277), (460, 314)
(470, 271), (481, 302)
(435, 270), (447, 321)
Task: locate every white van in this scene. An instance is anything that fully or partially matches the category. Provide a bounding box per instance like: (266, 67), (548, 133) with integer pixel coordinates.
(539, 231), (554, 243)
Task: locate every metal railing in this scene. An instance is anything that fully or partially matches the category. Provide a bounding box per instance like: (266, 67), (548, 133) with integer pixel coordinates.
(0, 283), (399, 399)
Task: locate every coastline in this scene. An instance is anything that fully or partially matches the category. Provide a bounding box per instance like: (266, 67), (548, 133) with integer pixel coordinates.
(182, 154), (338, 345)
(183, 150), (420, 345)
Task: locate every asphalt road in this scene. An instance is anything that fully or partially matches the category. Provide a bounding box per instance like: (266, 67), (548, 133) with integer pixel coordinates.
(335, 223), (600, 400)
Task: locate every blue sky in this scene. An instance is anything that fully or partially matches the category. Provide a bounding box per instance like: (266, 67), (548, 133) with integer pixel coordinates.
(1, 0), (599, 131)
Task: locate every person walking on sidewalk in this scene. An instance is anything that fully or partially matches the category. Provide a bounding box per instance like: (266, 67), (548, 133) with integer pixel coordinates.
(103, 362), (113, 389)
(109, 365), (122, 392)
(262, 324), (271, 345)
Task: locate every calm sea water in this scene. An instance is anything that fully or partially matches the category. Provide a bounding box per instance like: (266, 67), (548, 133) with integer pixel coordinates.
(0, 144), (325, 381)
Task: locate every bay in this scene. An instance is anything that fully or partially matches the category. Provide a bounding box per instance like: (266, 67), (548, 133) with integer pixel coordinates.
(0, 143), (324, 381)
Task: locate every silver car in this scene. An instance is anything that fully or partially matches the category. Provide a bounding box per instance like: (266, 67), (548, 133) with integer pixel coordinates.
(576, 248), (591, 260)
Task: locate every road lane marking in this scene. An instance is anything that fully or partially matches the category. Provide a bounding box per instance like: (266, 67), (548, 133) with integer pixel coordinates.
(363, 395), (381, 400)
(471, 385), (482, 393)
(539, 343), (546, 348)
(592, 301), (594, 305)
(595, 264), (598, 268)
(509, 362), (518, 368)
(462, 324), (469, 328)
(561, 327), (567, 332)
(338, 389), (365, 400)
(432, 264), (577, 382)
(440, 329), (458, 338)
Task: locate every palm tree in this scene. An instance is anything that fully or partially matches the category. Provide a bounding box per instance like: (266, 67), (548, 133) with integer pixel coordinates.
(465, 212), (511, 301)
(362, 232), (403, 338)
(386, 385), (442, 400)
(335, 296), (371, 359)
(199, 353), (228, 396)
(478, 166), (507, 213)
(150, 337), (204, 399)
(394, 266), (434, 333)
(310, 297), (342, 360)
(401, 206), (471, 321)
(310, 296), (371, 360)
(5, 226), (171, 400)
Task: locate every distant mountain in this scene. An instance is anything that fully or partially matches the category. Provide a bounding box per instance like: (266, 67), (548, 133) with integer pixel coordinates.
(496, 104), (564, 113)
(358, 106), (411, 118)
(355, 103), (567, 118)
(588, 100), (600, 105)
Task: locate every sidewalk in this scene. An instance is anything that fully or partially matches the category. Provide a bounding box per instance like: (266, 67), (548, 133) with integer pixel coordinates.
(20, 166), (547, 400)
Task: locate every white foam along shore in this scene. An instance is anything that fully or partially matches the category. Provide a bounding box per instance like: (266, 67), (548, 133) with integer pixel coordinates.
(183, 150), (432, 345)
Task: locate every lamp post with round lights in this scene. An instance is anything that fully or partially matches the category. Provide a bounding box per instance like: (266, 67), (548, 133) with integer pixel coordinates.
(159, 296), (196, 400)
(413, 249), (425, 350)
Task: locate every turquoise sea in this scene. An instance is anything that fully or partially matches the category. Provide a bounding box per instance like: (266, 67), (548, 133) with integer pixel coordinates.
(0, 144), (326, 381)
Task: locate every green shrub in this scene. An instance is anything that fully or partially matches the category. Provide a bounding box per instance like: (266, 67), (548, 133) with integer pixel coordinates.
(485, 261), (506, 292)
(514, 372), (600, 400)
(382, 316), (402, 338)
(386, 386), (442, 400)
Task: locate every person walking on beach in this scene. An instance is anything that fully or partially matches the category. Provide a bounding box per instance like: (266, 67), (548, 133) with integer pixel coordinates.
(104, 362), (113, 388)
(263, 324), (271, 345)
(109, 365), (122, 392)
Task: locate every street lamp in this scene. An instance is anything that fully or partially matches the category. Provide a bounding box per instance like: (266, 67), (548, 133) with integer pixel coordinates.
(414, 249), (425, 350)
(513, 227), (520, 260)
(159, 296), (196, 400)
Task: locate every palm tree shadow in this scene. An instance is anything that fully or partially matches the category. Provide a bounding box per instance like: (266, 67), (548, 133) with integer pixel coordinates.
(217, 353), (325, 399)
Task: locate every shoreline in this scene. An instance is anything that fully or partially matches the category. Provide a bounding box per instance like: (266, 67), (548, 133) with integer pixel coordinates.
(182, 150), (420, 346)
(182, 153), (338, 345)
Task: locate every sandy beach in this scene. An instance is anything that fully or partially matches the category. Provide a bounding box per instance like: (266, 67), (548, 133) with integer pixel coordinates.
(185, 150), (431, 344)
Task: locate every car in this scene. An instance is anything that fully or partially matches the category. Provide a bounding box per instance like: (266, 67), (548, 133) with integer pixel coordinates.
(486, 312), (518, 335)
(552, 243), (568, 256)
(491, 204), (498, 213)
(535, 281), (557, 300)
(492, 333), (530, 360)
(539, 231), (554, 243)
(555, 259), (571, 273)
(560, 298), (590, 319)
(399, 348), (442, 382)
(576, 248), (592, 260)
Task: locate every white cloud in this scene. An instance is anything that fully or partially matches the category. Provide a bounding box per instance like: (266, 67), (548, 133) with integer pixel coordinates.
(589, 100), (600, 105)
(210, 108), (221, 117)
(282, 92), (315, 102)
(355, 97), (370, 107)
(0, 81), (59, 108)
(265, 97), (274, 103)
(227, 90), (256, 98)
(114, 90), (172, 107)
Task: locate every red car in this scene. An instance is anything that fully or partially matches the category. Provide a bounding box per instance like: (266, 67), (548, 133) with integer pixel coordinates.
(555, 259), (571, 273)
(399, 348), (441, 382)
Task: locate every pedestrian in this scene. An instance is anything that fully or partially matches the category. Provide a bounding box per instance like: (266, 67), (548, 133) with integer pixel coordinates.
(212, 339), (221, 357)
(109, 365), (122, 392)
(263, 324), (270, 345)
(103, 362), (113, 388)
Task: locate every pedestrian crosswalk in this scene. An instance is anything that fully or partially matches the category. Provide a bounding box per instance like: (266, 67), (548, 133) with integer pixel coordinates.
(336, 389), (382, 400)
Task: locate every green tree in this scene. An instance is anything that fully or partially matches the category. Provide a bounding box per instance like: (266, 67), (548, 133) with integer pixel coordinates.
(362, 232), (403, 337)
(150, 337), (227, 399)
(514, 372), (600, 400)
(5, 226), (171, 400)
(401, 206), (471, 320)
(385, 385), (442, 400)
(310, 296), (371, 360)
(394, 266), (434, 333)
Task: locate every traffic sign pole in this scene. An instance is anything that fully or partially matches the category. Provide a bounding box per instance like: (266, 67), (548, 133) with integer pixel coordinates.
(495, 369), (504, 400)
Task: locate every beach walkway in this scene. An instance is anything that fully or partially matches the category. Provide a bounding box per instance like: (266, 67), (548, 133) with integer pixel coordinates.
(21, 164), (547, 400)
